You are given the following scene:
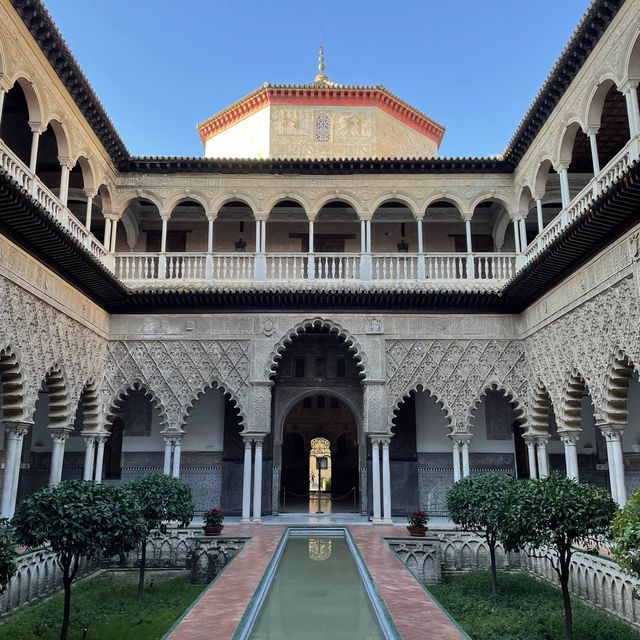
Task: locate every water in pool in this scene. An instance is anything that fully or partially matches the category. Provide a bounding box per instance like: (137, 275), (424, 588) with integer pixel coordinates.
(250, 537), (385, 640)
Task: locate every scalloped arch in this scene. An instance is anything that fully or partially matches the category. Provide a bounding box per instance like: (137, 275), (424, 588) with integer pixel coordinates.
(39, 363), (70, 428)
(560, 368), (592, 431)
(267, 317), (366, 379)
(79, 378), (100, 433)
(603, 347), (637, 425)
(391, 385), (454, 433)
(0, 344), (25, 420)
(105, 379), (169, 431)
(467, 381), (526, 429)
(530, 379), (554, 435)
(180, 379), (246, 429)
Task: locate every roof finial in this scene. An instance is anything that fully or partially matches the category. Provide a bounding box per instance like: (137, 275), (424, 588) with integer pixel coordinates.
(315, 44), (329, 84)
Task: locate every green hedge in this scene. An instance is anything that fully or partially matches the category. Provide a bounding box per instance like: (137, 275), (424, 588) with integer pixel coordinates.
(429, 571), (640, 640)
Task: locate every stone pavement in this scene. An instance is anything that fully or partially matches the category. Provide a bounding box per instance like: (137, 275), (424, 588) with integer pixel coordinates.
(167, 523), (465, 640)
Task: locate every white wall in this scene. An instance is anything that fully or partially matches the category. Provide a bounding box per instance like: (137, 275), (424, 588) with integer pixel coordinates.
(204, 107), (271, 159)
(415, 392), (450, 453)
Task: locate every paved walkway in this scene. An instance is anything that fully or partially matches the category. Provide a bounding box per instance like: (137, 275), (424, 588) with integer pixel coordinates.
(167, 523), (465, 640)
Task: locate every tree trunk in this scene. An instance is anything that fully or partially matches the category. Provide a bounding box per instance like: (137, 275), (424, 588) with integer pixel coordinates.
(489, 542), (498, 596)
(60, 572), (72, 640)
(560, 554), (573, 640)
(137, 539), (147, 600)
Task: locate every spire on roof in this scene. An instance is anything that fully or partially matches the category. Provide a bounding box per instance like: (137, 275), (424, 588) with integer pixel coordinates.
(314, 44), (336, 87)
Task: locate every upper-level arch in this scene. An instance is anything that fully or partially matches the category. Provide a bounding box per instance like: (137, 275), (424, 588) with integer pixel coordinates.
(370, 194), (419, 218)
(211, 193), (259, 217)
(623, 27), (640, 80)
(6, 74), (43, 123)
(310, 193), (364, 218)
(558, 120), (587, 166)
(116, 192), (164, 218)
(469, 194), (515, 218)
(43, 116), (71, 159)
(263, 193), (312, 217)
(422, 193), (466, 215)
(165, 192), (210, 218)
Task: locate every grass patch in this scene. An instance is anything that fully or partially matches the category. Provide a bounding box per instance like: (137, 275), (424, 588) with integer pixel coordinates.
(429, 570), (640, 640)
(0, 571), (204, 640)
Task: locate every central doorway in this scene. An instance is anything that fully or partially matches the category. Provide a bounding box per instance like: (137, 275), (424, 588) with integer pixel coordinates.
(281, 394), (359, 514)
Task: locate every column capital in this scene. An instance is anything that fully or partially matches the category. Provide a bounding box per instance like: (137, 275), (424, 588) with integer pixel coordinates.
(28, 121), (46, 135)
(522, 433), (538, 444)
(368, 433), (390, 445)
(598, 422), (624, 441)
(3, 420), (32, 436)
(449, 432), (472, 445)
(621, 78), (640, 94)
(50, 430), (71, 444)
(555, 160), (570, 172)
(559, 431), (579, 445)
(206, 213), (217, 222)
(254, 212), (269, 222)
(534, 434), (551, 445)
(583, 125), (600, 137)
(83, 188), (98, 199)
(57, 155), (74, 170)
(460, 211), (473, 222)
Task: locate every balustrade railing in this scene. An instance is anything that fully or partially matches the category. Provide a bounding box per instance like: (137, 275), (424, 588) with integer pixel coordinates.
(373, 254), (418, 280)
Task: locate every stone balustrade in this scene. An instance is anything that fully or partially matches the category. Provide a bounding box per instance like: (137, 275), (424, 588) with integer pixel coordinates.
(388, 531), (640, 628)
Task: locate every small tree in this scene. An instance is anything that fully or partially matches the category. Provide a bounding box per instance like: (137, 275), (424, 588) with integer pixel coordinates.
(611, 489), (640, 593)
(127, 473), (194, 599)
(499, 474), (616, 640)
(0, 518), (17, 594)
(446, 473), (514, 595)
(12, 481), (145, 640)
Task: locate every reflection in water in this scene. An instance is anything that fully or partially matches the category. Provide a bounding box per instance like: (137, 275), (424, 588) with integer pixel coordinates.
(308, 538), (332, 562)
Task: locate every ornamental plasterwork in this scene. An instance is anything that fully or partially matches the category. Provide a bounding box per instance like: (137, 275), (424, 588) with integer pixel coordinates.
(525, 275), (640, 425)
(102, 339), (251, 431)
(0, 275), (107, 422)
(385, 339), (528, 433)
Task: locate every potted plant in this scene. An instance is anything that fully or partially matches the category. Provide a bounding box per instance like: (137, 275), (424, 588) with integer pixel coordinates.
(202, 508), (224, 536)
(407, 511), (428, 537)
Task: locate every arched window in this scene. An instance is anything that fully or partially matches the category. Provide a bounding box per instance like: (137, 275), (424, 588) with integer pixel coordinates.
(315, 113), (331, 142)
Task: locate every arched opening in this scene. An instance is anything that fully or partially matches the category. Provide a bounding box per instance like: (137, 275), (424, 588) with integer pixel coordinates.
(89, 184), (112, 242)
(559, 122), (594, 199)
(213, 200), (256, 253)
(272, 324), (363, 515)
(422, 199), (466, 252)
(0, 82), (33, 166)
(35, 121), (66, 195)
(371, 200), (416, 252)
(120, 197), (162, 252)
(265, 200), (309, 279)
(181, 384), (246, 512)
(167, 199), (207, 252)
(66, 156), (94, 225)
(315, 199), (361, 247)
(392, 389), (450, 516)
(470, 387), (523, 477)
(104, 386), (165, 481)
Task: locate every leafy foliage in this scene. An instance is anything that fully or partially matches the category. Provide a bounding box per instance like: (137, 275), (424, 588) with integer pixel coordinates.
(611, 489), (640, 585)
(499, 474), (617, 640)
(127, 474), (194, 598)
(446, 473), (515, 594)
(429, 570), (640, 640)
(203, 508), (224, 527)
(12, 481), (146, 640)
(0, 518), (17, 595)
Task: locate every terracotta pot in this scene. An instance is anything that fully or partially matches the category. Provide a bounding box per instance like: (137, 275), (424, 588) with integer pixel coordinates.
(203, 524), (224, 536)
(407, 526), (427, 537)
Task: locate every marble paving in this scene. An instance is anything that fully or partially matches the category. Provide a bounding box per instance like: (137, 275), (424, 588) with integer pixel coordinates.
(167, 523), (465, 640)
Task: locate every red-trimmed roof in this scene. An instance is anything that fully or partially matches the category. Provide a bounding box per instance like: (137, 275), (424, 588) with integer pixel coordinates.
(197, 83), (446, 146)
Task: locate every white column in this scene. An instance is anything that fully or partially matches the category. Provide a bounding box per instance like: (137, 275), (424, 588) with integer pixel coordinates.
(465, 219), (472, 253)
(241, 438), (252, 522)
(255, 220), (262, 253)
(160, 217), (168, 253)
(452, 439), (461, 482)
(1, 426), (21, 517)
(48, 432), (68, 486)
(371, 438), (381, 523)
(103, 217), (112, 249)
(623, 81), (640, 137)
(58, 160), (71, 207)
(110, 219), (118, 252)
(360, 220), (366, 253)
(94, 436), (106, 483)
(252, 437), (263, 521)
(82, 436), (96, 481)
(28, 127), (41, 173)
(163, 438), (173, 475)
(416, 217), (425, 279)
(461, 439), (471, 477)
(172, 437), (182, 479)
(308, 220), (315, 252)
(207, 217), (214, 252)
(519, 217), (527, 249)
(0, 87), (5, 129)
(84, 195), (94, 230)
(524, 437), (538, 479)
(261, 220), (267, 253)
(561, 433), (579, 480)
(365, 220), (372, 253)
(8, 425), (28, 517)
(611, 433), (627, 506)
(536, 436), (550, 478)
(586, 129), (601, 175)
(603, 434), (618, 503)
(381, 438), (392, 524)
(558, 165), (571, 208)
(535, 198), (544, 235)
(513, 219), (521, 253)
(307, 219), (315, 279)
(417, 218), (424, 254)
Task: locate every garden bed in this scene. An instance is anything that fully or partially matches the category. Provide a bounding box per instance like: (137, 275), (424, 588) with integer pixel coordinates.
(428, 570), (640, 640)
(0, 570), (205, 640)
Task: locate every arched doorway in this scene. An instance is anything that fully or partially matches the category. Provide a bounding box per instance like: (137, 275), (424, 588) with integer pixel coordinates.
(271, 324), (364, 515)
(280, 394), (359, 513)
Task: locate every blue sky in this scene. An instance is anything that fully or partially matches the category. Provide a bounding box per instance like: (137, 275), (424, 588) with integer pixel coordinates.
(45, 0), (589, 158)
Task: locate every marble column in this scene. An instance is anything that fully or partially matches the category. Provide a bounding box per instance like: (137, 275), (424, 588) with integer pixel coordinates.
(381, 438), (392, 524)
(0, 87), (5, 128)
(535, 198), (544, 235)
(253, 437), (263, 522)
(586, 129), (601, 175)
(28, 125), (42, 173)
(82, 435), (96, 481)
(163, 437), (173, 475)
(58, 159), (71, 207)
(84, 193), (94, 230)
(94, 435), (107, 483)
(601, 425), (626, 506)
(558, 165), (571, 208)
(172, 436), (182, 479)
(524, 435), (538, 479)
(371, 438), (382, 524)
(460, 437), (471, 478)
(536, 436), (550, 478)
(519, 217), (527, 249)
(452, 439), (461, 482)
(1, 422), (29, 518)
(623, 80), (640, 137)
(513, 219), (522, 253)
(560, 433), (579, 480)
(103, 217), (112, 249)
(241, 437), (253, 522)
(109, 219), (118, 252)
(49, 431), (69, 486)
